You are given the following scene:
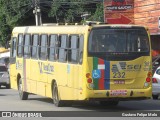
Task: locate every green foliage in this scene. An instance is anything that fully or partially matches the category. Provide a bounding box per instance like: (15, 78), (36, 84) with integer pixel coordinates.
(87, 3), (104, 22)
(49, 0), (86, 23)
(0, 0), (32, 45)
(0, 0), (103, 46)
(48, 0), (103, 23)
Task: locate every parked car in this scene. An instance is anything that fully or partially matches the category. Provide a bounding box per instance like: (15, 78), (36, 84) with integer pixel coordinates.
(152, 66), (160, 99)
(0, 57), (9, 68)
(0, 63), (10, 89)
(152, 55), (160, 74)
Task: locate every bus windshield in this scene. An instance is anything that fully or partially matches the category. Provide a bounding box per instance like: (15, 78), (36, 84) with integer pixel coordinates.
(88, 27), (149, 53)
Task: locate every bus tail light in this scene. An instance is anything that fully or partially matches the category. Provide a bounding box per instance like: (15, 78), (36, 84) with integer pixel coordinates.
(146, 77), (151, 82)
(152, 78), (158, 83)
(86, 73), (93, 83)
(147, 72), (152, 77)
(87, 78), (92, 83)
(145, 72), (152, 83)
(86, 73), (91, 78)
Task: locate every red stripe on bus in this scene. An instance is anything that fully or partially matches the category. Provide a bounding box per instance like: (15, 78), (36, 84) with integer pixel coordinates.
(98, 58), (105, 90)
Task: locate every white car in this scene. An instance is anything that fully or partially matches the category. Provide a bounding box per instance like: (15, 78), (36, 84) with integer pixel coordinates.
(152, 66), (160, 99)
(0, 63), (10, 89)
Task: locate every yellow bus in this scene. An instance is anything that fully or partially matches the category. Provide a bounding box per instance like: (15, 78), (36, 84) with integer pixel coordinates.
(10, 23), (152, 107)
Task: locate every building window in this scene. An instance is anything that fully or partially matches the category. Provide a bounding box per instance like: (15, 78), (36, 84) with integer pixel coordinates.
(31, 34), (39, 59)
(39, 34), (48, 60)
(17, 34), (23, 57)
(24, 34), (31, 58)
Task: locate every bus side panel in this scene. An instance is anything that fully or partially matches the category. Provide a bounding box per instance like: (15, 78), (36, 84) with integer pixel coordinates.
(56, 62), (70, 100)
(25, 59), (31, 93)
(16, 58), (24, 90)
(56, 63), (68, 86)
(67, 64), (83, 100)
(10, 63), (17, 89)
(36, 60), (48, 96)
(46, 62), (55, 98)
(30, 60), (39, 94)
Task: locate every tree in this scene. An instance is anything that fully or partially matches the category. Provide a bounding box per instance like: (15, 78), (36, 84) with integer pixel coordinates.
(0, 0), (103, 46)
(87, 3), (104, 22)
(0, 0), (33, 45)
(48, 0), (101, 23)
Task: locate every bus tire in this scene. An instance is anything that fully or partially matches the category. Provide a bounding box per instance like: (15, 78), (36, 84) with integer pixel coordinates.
(99, 101), (119, 106)
(152, 95), (159, 100)
(18, 78), (28, 100)
(52, 82), (64, 107)
(6, 84), (11, 89)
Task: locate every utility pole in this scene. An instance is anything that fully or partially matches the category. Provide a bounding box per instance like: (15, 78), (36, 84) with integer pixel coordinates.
(33, 0), (42, 26)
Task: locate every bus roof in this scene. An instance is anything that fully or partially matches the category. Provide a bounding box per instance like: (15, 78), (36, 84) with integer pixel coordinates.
(12, 24), (147, 35)
(12, 25), (90, 35)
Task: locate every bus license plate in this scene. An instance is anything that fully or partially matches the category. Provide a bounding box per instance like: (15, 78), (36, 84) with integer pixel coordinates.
(110, 90), (127, 96)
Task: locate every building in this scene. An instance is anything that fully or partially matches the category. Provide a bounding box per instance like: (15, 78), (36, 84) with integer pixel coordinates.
(104, 0), (160, 56)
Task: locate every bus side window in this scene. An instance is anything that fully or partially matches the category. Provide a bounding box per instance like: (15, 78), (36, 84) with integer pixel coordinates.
(58, 35), (68, 62)
(68, 35), (79, 63)
(79, 35), (84, 64)
(39, 34), (48, 60)
(31, 34), (39, 59)
(17, 34), (23, 57)
(24, 34), (31, 58)
(49, 34), (57, 61)
(10, 37), (17, 63)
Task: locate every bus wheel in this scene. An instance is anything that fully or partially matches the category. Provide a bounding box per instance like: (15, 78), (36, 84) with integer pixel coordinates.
(152, 95), (159, 100)
(99, 101), (119, 106)
(52, 82), (64, 107)
(6, 84), (11, 89)
(18, 78), (28, 100)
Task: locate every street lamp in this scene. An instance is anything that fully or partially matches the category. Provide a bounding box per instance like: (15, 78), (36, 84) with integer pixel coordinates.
(81, 13), (91, 21)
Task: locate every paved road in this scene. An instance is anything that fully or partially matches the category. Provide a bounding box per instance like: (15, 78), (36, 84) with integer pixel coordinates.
(0, 87), (160, 112)
(0, 87), (160, 119)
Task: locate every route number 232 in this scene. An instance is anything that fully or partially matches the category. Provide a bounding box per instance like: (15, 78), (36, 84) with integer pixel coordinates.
(113, 72), (125, 78)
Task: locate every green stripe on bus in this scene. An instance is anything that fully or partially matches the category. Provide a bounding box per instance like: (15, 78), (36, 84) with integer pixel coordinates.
(93, 57), (99, 90)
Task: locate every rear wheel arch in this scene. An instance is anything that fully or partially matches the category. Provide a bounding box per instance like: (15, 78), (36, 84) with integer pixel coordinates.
(52, 80), (65, 107)
(51, 79), (56, 95)
(17, 73), (21, 88)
